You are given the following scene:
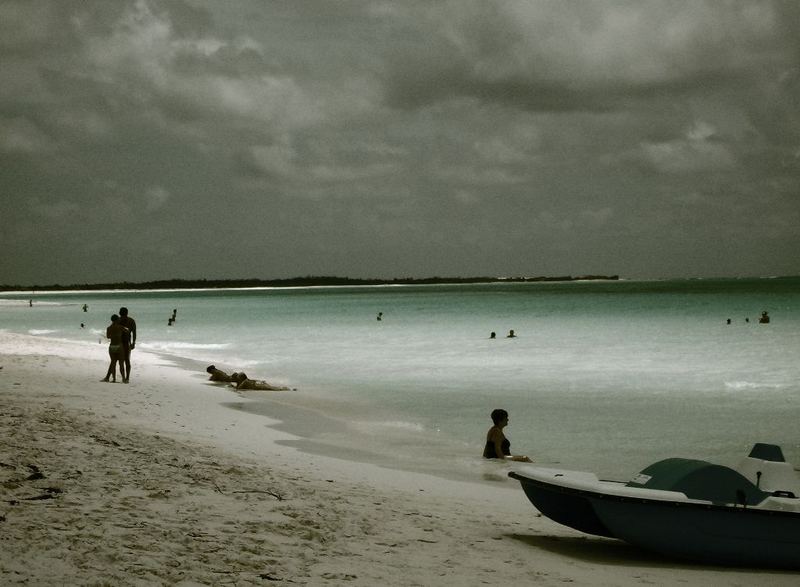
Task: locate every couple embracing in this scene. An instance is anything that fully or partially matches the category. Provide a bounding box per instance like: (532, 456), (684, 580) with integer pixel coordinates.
(102, 307), (137, 383)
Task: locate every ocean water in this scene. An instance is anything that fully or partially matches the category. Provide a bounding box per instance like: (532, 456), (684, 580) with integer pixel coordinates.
(2, 278), (799, 482)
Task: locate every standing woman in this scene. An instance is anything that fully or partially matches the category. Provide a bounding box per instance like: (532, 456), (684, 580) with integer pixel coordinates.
(483, 408), (532, 462)
(118, 306), (136, 383)
(101, 314), (127, 383)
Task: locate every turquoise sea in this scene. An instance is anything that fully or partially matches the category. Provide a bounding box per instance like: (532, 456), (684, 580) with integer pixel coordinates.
(2, 277), (799, 482)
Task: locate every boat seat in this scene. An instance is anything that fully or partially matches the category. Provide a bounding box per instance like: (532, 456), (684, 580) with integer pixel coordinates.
(736, 445), (800, 496)
(748, 443), (785, 462)
(627, 458), (769, 506)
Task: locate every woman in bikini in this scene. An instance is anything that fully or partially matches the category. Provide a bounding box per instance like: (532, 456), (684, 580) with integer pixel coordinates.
(101, 314), (127, 383)
(483, 408), (532, 462)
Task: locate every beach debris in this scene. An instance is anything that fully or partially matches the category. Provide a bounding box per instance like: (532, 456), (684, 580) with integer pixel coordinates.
(23, 489), (62, 501)
(230, 489), (284, 501)
(26, 464), (43, 476)
(1, 463), (48, 485)
(210, 480), (284, 500)
(6, 487), (62, 503)
(321, 572), (357, 581)
(90, 434), (120, 447)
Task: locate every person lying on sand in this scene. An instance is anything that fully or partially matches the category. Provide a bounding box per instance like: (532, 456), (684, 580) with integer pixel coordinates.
(206, 365), (237, 382)
(231, 372), (291, 391)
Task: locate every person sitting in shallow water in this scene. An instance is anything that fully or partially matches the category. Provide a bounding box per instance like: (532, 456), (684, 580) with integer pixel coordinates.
(206, 365), (236, 382)
(483, 408), (532, 462)
(231, 372), (291, 391)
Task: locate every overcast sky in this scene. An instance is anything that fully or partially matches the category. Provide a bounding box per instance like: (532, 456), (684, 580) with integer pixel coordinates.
(1, 1), (798, 285)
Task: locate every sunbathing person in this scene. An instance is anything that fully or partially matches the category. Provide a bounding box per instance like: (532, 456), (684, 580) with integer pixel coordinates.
(231, 372), (290, 391)
(206, 365), (236, 382)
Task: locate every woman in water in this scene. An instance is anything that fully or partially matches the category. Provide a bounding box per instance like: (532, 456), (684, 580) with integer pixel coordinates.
(483, 408), (532, 462)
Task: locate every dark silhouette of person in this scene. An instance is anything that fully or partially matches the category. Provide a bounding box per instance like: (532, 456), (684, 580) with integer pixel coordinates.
(102, 314), (127, 383)
(483, 409), (531, 462)
(206, 365), (236, 382)
(231, 372), (290, 391)
(506, 329), (516, 338)
(377, 312), (383, 321)
(490, 332), (496, 339)
(118, 307), (137, 383)
(759, 311), (770, 324)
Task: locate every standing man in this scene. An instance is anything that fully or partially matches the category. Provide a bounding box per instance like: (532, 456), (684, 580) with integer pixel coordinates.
(118, 306), (137, 383)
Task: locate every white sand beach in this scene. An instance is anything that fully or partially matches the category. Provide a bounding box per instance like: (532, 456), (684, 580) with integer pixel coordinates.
(1, 332), (798, 585)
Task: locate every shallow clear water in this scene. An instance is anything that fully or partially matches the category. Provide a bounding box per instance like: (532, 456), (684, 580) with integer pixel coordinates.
(2, 277), (799, 481)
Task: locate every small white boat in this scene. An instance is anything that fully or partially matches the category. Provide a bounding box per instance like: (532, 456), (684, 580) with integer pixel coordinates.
(509, 443), (800, 568)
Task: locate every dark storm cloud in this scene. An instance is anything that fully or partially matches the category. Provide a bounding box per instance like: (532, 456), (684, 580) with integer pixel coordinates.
(1, 0), (798, 285)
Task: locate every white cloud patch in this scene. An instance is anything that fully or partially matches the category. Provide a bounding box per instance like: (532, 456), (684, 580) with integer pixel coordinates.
(82, 1), (320, 129)
(641, 121), (736, 173)
(247, 142), (297, 178)
(443, 1), (782, 87)
(145, 186), (170, 212)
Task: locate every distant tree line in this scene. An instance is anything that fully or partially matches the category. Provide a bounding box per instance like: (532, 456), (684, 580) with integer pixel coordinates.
(0, 274), (619, 292)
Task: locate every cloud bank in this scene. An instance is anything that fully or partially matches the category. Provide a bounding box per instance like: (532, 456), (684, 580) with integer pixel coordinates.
(1, 0), (798, 284)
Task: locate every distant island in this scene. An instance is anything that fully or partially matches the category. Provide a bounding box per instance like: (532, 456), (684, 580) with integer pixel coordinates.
(0, 275), (619, 292)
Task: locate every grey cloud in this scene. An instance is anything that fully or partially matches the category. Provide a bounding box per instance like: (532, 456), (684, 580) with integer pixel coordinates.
(0, 0), (798, 285)
(380, 1), (797, 113)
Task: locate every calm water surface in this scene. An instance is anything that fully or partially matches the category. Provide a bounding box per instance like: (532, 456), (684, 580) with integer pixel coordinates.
(2, 277), (798, 482)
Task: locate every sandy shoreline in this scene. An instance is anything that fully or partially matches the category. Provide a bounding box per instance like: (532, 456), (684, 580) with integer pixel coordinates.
(2, 333), (798, 585)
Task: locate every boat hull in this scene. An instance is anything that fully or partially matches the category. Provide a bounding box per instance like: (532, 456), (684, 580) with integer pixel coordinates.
(513, 472), (615, 538)
(593, 495), (800, 568)
(510, 469), (800, 568)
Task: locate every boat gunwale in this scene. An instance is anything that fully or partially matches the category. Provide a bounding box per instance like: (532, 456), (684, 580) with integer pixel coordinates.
(508, 470), (800, 519)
